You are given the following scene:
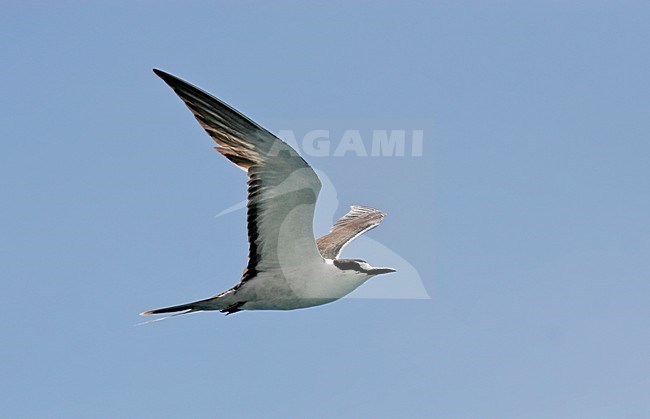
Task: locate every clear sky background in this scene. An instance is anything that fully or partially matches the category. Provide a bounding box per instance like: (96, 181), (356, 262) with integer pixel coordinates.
(2, 1), (649, 418)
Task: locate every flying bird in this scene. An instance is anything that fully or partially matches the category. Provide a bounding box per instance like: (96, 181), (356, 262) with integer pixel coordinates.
(141, 69), (396, 317)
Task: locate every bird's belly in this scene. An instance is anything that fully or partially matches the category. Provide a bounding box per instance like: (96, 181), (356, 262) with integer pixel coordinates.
(236, 263), (365, 311)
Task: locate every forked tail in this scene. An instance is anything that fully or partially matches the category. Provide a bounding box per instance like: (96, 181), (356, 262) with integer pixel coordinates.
(140, 290), (240, 317)
(140, 301), (203, 316)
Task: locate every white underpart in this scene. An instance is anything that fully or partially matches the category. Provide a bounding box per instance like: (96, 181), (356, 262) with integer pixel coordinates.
(233, 261), (371, 311)
(229, 202), (372, 310)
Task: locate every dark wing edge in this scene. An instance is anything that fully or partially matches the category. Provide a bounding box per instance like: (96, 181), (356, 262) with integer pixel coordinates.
(316, 206), (386, 259)
(153, 68), (296, 170)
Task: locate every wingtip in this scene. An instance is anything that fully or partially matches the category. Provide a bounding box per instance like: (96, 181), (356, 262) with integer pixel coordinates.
(350, 205), (387, 217)
(139, 310), (153, 316)
(152, 68), (191, 92)
(152, 68), (171, 80)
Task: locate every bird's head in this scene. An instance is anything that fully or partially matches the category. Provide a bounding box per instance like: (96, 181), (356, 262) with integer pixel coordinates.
(333, 258), (397, 276)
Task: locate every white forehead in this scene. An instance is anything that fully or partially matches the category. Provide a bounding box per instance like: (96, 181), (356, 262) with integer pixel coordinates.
(357, 261), (373, 271)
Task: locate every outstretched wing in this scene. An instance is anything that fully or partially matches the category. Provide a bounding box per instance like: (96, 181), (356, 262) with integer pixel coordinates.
(154, 69), (324, 283)
(316, 206), (386, 259)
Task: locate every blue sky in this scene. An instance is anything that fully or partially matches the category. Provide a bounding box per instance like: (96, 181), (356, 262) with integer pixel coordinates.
(2, 1), (649, 417)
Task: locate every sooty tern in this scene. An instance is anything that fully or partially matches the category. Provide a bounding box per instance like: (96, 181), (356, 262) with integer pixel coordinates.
(141, 69), (396, 317)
